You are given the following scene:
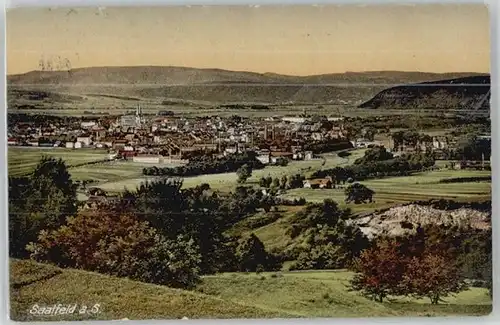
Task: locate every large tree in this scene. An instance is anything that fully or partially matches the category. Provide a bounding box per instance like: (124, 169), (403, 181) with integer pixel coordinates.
(345, 183), (374, 204)
(401, 253), (467, 304)
(236, 164), (252, 184)
(350, 239), (408, 302)
(9, 156), (77, 258)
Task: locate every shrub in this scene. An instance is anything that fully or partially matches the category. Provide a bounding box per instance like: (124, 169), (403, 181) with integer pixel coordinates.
(27, 209), (202, 288)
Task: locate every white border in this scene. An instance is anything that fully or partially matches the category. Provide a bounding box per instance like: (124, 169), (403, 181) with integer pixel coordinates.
(1, 1), (498, 325)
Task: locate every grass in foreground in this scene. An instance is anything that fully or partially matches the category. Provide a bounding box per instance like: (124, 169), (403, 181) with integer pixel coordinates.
(9, 259), (295, 321)
(10, 259), (491, 321)
(198, 272), (492, 317)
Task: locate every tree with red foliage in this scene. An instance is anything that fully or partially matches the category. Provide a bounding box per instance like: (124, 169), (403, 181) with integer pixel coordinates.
(401, 253), (467, 304)
(349, 238), (407, 302)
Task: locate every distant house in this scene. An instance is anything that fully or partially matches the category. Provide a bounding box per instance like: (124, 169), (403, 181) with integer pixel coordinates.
(81, 121), (97, 129)
(66, 142), (74, 149)
(74, 142), (83, 149)
(27, 140), (39, 147)
(76, 136), (92, 147)
(120, 151), (136, 160)
(7, 138), (18, 146)
(303, 177), (333, 189)
(270, 151), (293, 164)
(113, 140), (128, 149)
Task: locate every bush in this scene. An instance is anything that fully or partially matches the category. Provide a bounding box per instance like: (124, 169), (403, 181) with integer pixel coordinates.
(27, 209), (202, 288)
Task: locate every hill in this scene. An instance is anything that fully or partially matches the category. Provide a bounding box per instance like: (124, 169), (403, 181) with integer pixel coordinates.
(9, 259), (295, 321)
(10, 259), (491, 321)
(7, 66), (487, 105)
(358, 75), (491, 110)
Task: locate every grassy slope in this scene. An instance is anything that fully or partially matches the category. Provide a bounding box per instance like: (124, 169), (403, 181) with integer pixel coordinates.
(198, 272), (491, 317)
(9, 259), (491, 321)
(9, 259), (296, 321)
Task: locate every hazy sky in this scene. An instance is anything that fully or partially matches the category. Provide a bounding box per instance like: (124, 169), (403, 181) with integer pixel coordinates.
(7, 5), (490, 75)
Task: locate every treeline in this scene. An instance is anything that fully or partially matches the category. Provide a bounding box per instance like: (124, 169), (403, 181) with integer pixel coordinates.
(219, 104), (270, 110)
(439, 176), (491, 184)
(7, 113), (80, 127)
(401, 198), (491, 213)
(342, 115), (490, 133)
(9, 158), (287, 289)
(259, 174), (305, 190)
(142, 151), (265, 177)
(313, 147), (435, 181)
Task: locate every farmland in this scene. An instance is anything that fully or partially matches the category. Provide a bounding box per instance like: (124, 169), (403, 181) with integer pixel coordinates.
(8, 147), (109, 177)
(283, 169), (491, 213)
(83, 149), (367, 192)
(10, 259), (491, 321)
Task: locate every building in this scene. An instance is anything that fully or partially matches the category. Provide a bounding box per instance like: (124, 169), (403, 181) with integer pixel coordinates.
(81, 121), (97, 128)
(133, 155), (163, 164)
(282, 117), (306, 123)
(76, 136), (92, 147)
(303, 177), (333, 189)
(270, 151), (293, 164)
(257, 151), (271, 164)
(7, 138), (18, 146)
(66, 142), (74, 149)
(74, 142), (83, 149)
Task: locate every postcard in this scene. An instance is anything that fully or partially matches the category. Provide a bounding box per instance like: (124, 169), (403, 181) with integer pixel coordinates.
(6, 4), (492, 321)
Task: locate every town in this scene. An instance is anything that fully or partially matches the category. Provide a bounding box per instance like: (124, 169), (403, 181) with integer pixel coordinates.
(8, 105), (490, 166)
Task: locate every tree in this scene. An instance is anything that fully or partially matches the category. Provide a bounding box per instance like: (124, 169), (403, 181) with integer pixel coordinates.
(236, 234), (282, 272)
(236, 164), (252, 184)
(345, 183), (374, 204)
(350, 239), (408, 302)
(9, 157), (77, 258)
(401, 253), (467, 304)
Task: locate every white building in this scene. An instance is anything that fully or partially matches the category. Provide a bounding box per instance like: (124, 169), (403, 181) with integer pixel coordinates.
(74, 142), (83, 149)
(257, 152), (271, 164)
(66, 142), (74, 149)
(133, 155), (163, 164)
(81, 121), (97, 128)
(76, 137), (92, 147)
(282, 117), (306, 123)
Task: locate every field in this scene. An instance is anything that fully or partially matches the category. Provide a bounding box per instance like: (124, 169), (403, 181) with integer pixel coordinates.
(8, 147), (109, 177)
(90, 149), (367, 193)
(10, 259), (491, 321)
(283, 169), (491, 213)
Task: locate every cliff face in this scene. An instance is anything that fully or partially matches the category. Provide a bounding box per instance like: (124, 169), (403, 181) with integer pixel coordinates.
(358, 75), (491, 110)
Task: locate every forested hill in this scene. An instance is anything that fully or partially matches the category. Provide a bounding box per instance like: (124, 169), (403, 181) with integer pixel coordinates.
(358, 75), (490, 110)
(7, 66), (487, 105)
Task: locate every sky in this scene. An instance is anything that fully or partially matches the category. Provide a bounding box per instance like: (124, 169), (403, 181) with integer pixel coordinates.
(6, 4), (490, 76)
